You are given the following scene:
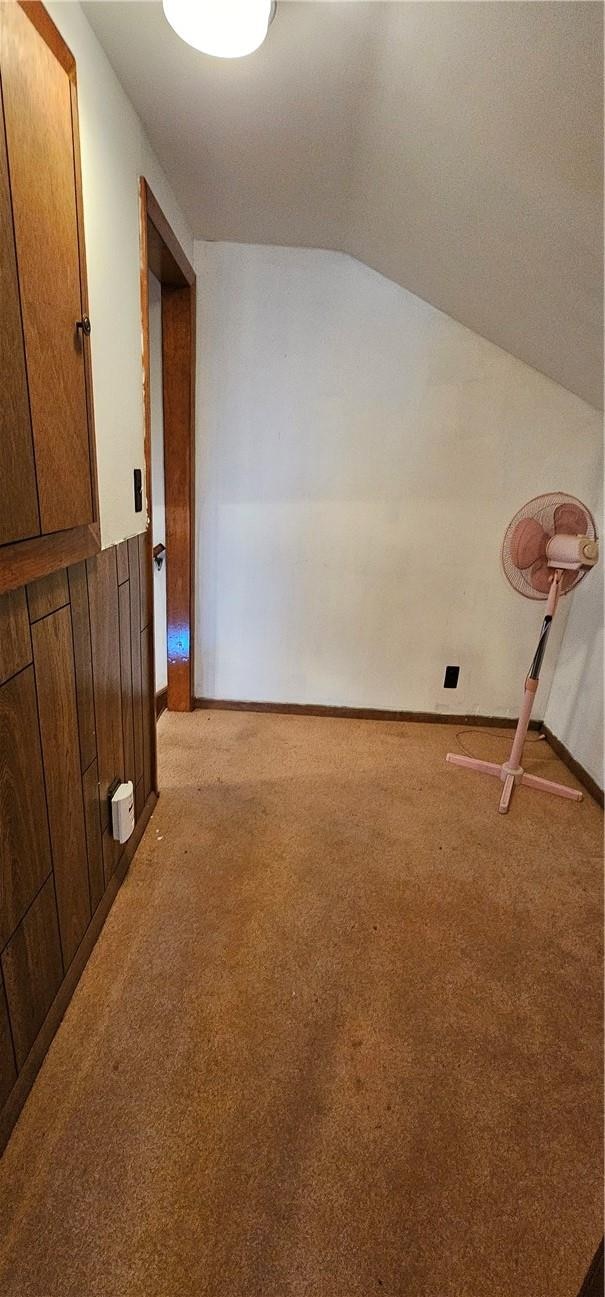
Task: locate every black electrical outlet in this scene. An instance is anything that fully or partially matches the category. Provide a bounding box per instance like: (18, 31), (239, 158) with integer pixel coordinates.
(444, 665), (460, 689)
(133, 468), (143, 513)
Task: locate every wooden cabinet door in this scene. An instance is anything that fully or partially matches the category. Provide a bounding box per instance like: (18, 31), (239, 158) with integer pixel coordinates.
(0, 79), (39, 546)
(0, 0), (94, 535)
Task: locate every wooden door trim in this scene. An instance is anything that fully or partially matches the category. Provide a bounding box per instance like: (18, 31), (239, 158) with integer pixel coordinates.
(17, 1), (75, 76)
(139, 179), (195, 720)
(69, 74), (99, 525)
(145, 183), (195, 288)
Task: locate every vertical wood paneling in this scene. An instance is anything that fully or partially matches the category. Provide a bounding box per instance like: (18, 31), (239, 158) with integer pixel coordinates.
(141, 625), (152, 801)
(26, 568), (69, 622)
(1, 1), (93, 533)
(0, 71), (39, 547)
(82, 760), (104, 914)
(0, 667), (52, 949)
(118, 582), (135, 789)
(128, 537), (144, 789)
(134, 776), (145, 824)
(102, 829), (121, 887)
(1, 876), (63, 1070)
(0, 588), (31, 685)
(32, 608), (91, 968)
(138, 532), (150, 632)
(0, 976), (16, 1108)
(0, 540), (157, 1133)
(67, 562), (96, 772)
(87, 548), (124, 831)
(116, 541), (129, 585)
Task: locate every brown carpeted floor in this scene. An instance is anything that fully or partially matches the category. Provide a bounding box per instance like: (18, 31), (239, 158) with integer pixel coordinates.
(0, 711), (602, 1297)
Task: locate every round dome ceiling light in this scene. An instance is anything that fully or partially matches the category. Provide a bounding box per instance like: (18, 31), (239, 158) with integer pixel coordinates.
(162, 0), (276, 59)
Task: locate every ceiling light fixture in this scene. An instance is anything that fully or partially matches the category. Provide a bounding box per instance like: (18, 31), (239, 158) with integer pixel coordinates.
(162, 0), (276, 59)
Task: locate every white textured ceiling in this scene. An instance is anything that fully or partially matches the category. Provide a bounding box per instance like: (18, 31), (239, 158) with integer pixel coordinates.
(82, 1), (604, 407)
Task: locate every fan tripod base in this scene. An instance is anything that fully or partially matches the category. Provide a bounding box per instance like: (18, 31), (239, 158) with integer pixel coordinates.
(446, 568), (584, 814)
(445, 752), (582, 814)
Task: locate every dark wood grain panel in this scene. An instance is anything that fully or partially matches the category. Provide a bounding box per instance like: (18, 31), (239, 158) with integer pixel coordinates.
(0, 587), (31, 685)
(32, 607), (91, 968)
(0, 790), (157, 1152)
(87, 547), (124, 831)
(1, 0), (93, 533)
(0, 541), (158, 1139)
(0, 975), (16, 1108)
(0, 70), (39, 547)
(128, 537), (144, 789)
(1, 875), (63, 1070)
(68, 561), (96, 771)
(118, 581), (135, 788)
(0, 667), (51, 950)
(134, 776), (145, 824)
(82, 760), (104, 914)
(0, 522), (100, 598)
(26, 568), (69, 622)
(141, 625), (152, 800)
(162, 284), (195, 711)
(102, 828), (121, 887)
(116, 540), (129, 585)
(138, 531), (150, 632)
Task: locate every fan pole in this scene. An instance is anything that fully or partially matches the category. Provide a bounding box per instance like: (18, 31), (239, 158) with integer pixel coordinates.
(446, 569), (583, 813)
(498, 570), (561, 812)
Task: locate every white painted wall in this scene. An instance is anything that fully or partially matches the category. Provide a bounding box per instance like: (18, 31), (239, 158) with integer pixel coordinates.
(195, 242), (602, 726)
(149, 273), (167, 693)
(544, 489), (604, 789)
(47, 1), (194, 548)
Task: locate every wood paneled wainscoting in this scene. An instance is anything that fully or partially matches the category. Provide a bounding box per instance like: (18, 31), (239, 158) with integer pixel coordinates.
(0, 534), (156, 1152)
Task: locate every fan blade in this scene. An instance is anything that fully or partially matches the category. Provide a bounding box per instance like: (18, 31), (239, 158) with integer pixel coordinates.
(529, 558), (553, 594)
(530, 560), (578, 596)
(553, 503), (589, 535)
(510, 518), (548, 570)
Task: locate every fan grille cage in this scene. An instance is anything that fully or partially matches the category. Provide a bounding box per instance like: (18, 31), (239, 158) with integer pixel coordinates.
(502, 492), (597, 600)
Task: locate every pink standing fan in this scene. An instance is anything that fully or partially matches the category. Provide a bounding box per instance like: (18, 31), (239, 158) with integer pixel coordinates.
(446, 493), (599, 814)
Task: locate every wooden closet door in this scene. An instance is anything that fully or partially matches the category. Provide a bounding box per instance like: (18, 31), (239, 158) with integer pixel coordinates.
(0, 0), (93, 535)
(0, 78), (39, 546)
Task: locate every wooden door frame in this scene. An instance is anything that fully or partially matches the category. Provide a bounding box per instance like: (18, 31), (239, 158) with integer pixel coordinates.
(139, 178), (196, 720)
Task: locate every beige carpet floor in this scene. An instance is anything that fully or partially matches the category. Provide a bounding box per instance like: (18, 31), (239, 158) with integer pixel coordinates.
(0, 711), (602, 1297)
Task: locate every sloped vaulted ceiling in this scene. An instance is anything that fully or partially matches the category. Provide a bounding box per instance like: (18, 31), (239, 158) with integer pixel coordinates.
(83, 1), (604, 407)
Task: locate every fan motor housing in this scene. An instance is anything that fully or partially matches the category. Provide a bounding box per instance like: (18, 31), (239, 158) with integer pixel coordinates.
(546, 534), (599, 570)
(502, 492), (599, 599)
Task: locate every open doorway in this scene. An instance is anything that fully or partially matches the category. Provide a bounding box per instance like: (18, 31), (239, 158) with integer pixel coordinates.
(139, 179), (196, 719)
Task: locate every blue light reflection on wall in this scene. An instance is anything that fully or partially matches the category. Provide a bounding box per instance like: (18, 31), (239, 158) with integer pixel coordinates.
(167, 623), (190, 664)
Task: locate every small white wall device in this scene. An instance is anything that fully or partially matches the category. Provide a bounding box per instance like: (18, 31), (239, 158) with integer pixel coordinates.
(110, 780), (135, 844)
